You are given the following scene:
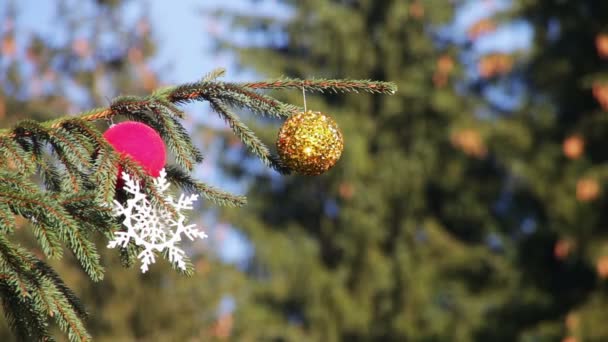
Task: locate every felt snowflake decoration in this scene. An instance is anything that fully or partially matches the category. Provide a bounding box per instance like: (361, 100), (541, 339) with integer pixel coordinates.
(108, 169), (207, 273)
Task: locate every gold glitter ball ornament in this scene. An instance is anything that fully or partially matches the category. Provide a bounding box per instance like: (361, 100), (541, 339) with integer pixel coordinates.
(277, 111), (344, 175)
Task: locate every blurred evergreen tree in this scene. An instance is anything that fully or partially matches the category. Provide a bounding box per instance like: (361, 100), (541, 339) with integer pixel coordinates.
(217, 0), (608, 341)
(469, 1), (608, 341)
(217, 1), (525, 340)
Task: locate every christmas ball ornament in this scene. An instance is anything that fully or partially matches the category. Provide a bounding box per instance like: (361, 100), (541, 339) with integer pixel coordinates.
(277, 111), (344, 175)
(103, 121), (166, 177)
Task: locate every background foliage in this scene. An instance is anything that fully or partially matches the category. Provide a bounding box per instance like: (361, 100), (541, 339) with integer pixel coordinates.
(2, 0), (608, 341)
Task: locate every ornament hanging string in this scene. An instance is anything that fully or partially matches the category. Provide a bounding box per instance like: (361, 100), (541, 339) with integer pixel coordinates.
(302, 81), (307, 113)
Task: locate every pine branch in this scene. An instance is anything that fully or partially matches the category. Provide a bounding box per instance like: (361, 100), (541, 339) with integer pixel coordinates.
(165, 165), (247, 207)
(0, 136), (37, 174)
(0, 71), (396, 341)
(208, 98), (287, 173)
(241, 78), (398, 94)
(0, 281), (53, 342)
(0, 181), (104, 281)
(0, 202), (15, 234)
(0, 75), (395, 137)
(0, 235), (90, 341)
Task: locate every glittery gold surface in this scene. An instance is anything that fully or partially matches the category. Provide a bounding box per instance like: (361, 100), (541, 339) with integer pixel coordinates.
(277, 111), (344, 175)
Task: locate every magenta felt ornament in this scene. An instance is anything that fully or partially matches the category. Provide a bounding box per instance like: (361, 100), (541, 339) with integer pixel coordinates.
(103, 121), (166, 177)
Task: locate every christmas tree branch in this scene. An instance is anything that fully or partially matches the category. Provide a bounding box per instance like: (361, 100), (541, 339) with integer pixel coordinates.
(0, 73), (396, 137)
(165, 165), (247, 207)
(0, 234), (91, 342)
(0, 70), (395, 340)
(241, 78), (398, 94)
(207, 97), (289, 173)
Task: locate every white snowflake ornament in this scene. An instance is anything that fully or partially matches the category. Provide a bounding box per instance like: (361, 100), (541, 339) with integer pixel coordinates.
(108, 169), (207, 273)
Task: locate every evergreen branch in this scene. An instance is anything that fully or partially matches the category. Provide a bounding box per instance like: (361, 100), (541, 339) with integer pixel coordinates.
(0, 238), (36, 299)
(0, 185), (104, 281)
(33, 260), (87, 319)
(0, 171), (40, 193)
(161, 248), (195, 276)
(155, 98), (187, 119)
(0, 75), (396, 138)
(47, 127), (92, 171)
(0, 236), (90, 341)
(51, 294), (90, 342)
(0, 236), (53, 341)
(118, 243), (140, 269)
(0, 202), (15, 234)
(31, 220), (64, 259)
(0, 281), (53, 342)
(60, 119), (121, 202)
(170, 81), (301, 119)
(59, 192), (120, 235)
(0, 136), (36, 174)
(165, 165), (247, 207)
(12, 239), (89, 321)
(92, 147), (120, 203)
(112, 96), (203, 170)
(57, 159), (85, 194)
(216, 84), (301, 118)
(207, 98), (289, 173)
(12, 136), (63, 192)
(148, 104), (200, 171)
(240, 78), (398, 94)
(59, 119), (102, 155)
(37, 156), (64, 193)
(201, 67), (226, 82)
(12, 121), (88, 192)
